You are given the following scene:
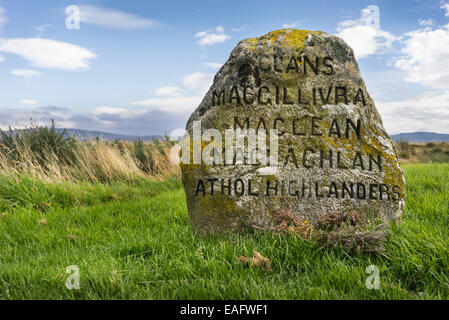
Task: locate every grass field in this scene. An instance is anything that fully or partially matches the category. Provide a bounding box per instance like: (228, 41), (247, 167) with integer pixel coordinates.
(0, 163), (447, 299)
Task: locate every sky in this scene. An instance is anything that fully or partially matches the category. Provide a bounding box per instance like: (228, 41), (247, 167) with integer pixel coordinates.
(0, 0), (448, 135)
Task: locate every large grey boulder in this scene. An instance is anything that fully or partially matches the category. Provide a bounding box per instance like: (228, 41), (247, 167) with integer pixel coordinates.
(181, 29), (406, 233)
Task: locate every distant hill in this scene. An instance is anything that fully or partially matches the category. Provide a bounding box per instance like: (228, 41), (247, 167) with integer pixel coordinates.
(66, 130), (448, 143)
(391, 132), (449, 143)
(59, 129), (161, 141)
(4, 127), (448, 143)
(0, 128), (161, 142)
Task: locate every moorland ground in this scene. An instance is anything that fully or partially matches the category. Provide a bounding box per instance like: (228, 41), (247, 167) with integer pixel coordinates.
(0, 125), (448, 299)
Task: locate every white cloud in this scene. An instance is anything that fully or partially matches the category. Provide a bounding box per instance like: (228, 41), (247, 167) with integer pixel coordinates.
(0, 38), (97, 70)
(195, 26), (230, 46)
(19, 99), (38, 105)
(79, 5), (157, 29)
(0, 106), (190, 136)
(441, 3), (449, 17)
(395, 23), (449, 89)
(283, 21), (300, 28)
(130, 72), (213, 113)
(92, 106), (146, 118)
(182, 72), (213, 93)
(92, 106), (126, 116)
(11, 69), (42, 78)
(337, 6), (396, 58)
(130, 96), (203, 113)
(0, 6), (8, 29)
(155, 86), (182, 97)
(82, 107), (189, 135)
(378, 4), (449, 134)
(377, 91), (449, 134)
(0, 8), (94, 70)
(418, 19), (433, 26)
(338, 25), (395, 58)
(90, 107), (148, 127)
(34, 24), (53, 32)
(0, 106), (70, 131)
(201, 62), (222, 69)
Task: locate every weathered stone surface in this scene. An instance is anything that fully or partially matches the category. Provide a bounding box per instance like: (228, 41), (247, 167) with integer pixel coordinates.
(181, 29), (406, 233)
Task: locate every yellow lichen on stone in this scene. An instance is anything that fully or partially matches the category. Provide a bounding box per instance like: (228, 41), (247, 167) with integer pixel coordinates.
(244, 29), (323, 51)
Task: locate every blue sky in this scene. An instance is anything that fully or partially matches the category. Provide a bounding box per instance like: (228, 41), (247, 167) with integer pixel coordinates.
(0, 0), (448, 135)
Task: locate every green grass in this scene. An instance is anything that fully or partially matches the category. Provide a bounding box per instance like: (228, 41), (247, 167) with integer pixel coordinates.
(0, 164), (448, 299)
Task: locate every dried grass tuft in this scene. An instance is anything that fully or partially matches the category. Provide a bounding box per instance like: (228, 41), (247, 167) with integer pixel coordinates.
(236, 250), (272, 271)
(252, 204), (388, 254)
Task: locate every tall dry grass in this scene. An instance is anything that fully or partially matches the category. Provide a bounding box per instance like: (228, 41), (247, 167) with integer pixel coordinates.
(394, 141), (449, 164)
(0, 125), (180, 183)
